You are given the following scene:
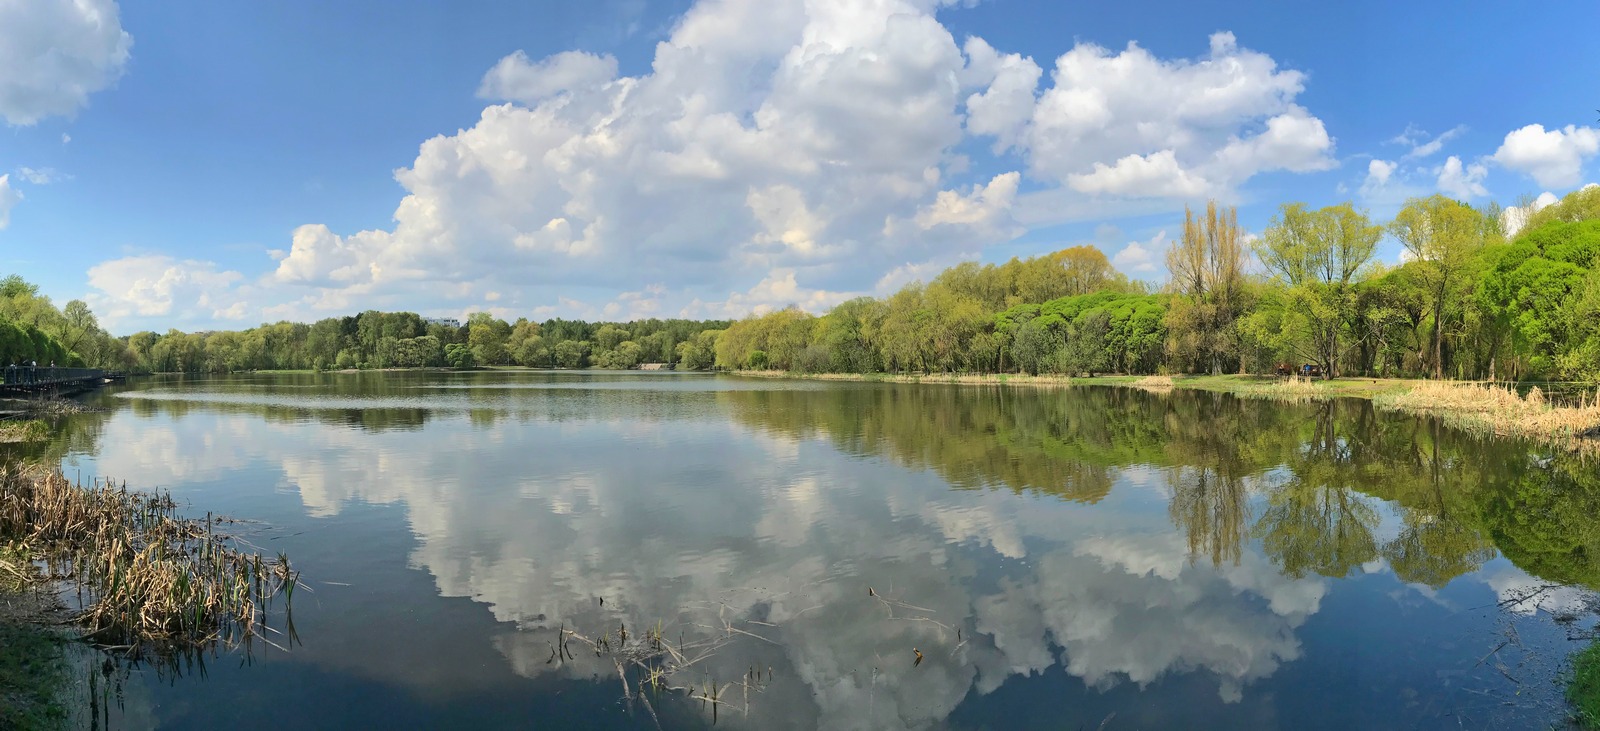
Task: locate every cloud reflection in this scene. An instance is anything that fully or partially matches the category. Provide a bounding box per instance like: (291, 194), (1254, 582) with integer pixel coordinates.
(80, 391), (1338, 727)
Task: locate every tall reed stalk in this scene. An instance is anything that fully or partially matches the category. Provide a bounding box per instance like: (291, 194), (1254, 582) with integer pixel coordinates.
(0, 463), (299, 652)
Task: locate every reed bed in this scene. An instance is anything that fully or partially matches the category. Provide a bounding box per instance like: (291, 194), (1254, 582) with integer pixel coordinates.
(22, 398), (89, 417)
(1131, 375), (1175, 391)
(1376, 382), (1600, 444)
(1253, 376), (1328, 403)
(0, 463), (300, 652)
(0, 419), (49, 443)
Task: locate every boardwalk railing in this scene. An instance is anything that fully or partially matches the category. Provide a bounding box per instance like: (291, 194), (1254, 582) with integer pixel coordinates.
(0, 366), (107, 387)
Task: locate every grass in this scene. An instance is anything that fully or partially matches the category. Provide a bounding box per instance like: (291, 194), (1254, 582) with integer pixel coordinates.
(0, 463), (301, 653)
(0, 620), (71, 730)
(1, 540), (71, 730)
(1572, 641), (1600, 728)
(0, 420), (49, 444)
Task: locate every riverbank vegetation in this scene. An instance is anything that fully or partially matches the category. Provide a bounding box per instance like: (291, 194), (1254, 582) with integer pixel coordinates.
(0, 464), (302, 652)
(0, 613), (71, 729)
(0, 419), (48, 443)
(1377, 382), (1600, 441)
(1573, 641), (1600, 728)
(706, 189), (1600, 383)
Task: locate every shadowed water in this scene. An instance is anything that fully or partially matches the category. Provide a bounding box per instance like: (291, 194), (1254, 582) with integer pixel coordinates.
(39, 370), (1600, 729)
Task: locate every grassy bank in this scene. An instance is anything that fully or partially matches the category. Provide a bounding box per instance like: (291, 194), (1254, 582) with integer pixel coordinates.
(1573, 641), (1600, 728)
(1088, 374), (1596, 446)
(0, 619), (71, 729)
(2, 540), (71, 729)
(1075, 373), (1428, 400)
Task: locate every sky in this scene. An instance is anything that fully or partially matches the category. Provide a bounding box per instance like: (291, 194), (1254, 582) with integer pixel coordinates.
(1, 0), (1598, 335)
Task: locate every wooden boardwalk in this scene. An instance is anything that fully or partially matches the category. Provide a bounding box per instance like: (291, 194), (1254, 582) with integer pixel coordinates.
(0, 367), (125, 397)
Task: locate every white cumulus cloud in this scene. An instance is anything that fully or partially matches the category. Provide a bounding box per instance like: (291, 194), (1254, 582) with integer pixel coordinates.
(476, 50), (619, 104)
(85, 256), (248, 328)
(1007, 31), (1334, 200)
(1436, 155), (1488, 199)
(1492, 123), (1600, 188)
(0, 175), (19, 229)
(0, 0), (131, 125)
(1501, 191), (1560, 238)
(106, 2), (1338, 328)
(1364, 159), (1396, 188)
(1113, 230), (1165, 274)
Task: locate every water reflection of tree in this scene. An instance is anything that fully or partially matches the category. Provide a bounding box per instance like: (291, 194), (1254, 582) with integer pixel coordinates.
(1479, 457), (1600, 587)
(1252, 401), (1380, 578)
(725, 383), (1600, 589)
(720, 385), (1189, 503)
(1169, 466), (1252, 566)
(99, 374), (1600, 590)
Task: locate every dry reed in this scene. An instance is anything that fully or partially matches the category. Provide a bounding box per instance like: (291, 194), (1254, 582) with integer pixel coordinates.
(1132, 375), (1175, 391)
(0, 463), (299, 652)
(1376, 382), (1600, 444)
(1255, 376), (1327, 403)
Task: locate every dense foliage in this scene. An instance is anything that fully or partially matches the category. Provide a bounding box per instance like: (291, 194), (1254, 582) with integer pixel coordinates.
(0, 276), (106, 368)
(115, 313), (736, 373)
(712, 188), (1600, 380)
(4, 187), (1598, 380)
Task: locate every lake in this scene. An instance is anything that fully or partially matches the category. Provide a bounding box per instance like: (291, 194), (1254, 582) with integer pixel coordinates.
(36, 371), (1600, 729)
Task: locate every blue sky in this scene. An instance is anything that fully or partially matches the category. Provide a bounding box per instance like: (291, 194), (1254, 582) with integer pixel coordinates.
(2, 0), (1597, 334)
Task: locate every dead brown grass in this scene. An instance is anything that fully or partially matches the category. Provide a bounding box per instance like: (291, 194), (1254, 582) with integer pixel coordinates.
(1131, 375), (1175, 390)
(1376, 382), (1600, 445)
(1255, 376), (1327, 402)
(0, 463), (300, 652)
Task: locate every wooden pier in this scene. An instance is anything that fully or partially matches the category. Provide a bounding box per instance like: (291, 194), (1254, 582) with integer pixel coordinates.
(0, 367), (126, 397)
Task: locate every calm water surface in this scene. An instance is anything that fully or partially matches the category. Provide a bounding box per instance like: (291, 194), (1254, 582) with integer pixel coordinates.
(38, 371), (1600, 729)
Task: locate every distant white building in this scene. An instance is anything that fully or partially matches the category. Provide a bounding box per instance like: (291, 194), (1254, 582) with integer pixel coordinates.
(425, 317), (462, 329)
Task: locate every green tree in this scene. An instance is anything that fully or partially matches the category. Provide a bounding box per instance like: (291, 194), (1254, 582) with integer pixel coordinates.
(1389, 195), (1496, 379)
(1166, 201), (1248, 374)
(1256, 202), (1382, 377)
(444, 343), (476, 369)
(553, 340), (589, 369)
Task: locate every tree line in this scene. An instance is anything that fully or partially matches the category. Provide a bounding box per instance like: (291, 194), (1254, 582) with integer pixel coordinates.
(3, 186), (1597, 381)
(0, 276), (110, 369)
(716, 187), (1600, 382)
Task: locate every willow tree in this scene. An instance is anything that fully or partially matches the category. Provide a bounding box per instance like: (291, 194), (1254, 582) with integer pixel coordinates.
(1257, 202), (1382, 378)
(1388, 195), (1496, 379)
(1166, 200), (1247, 374)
